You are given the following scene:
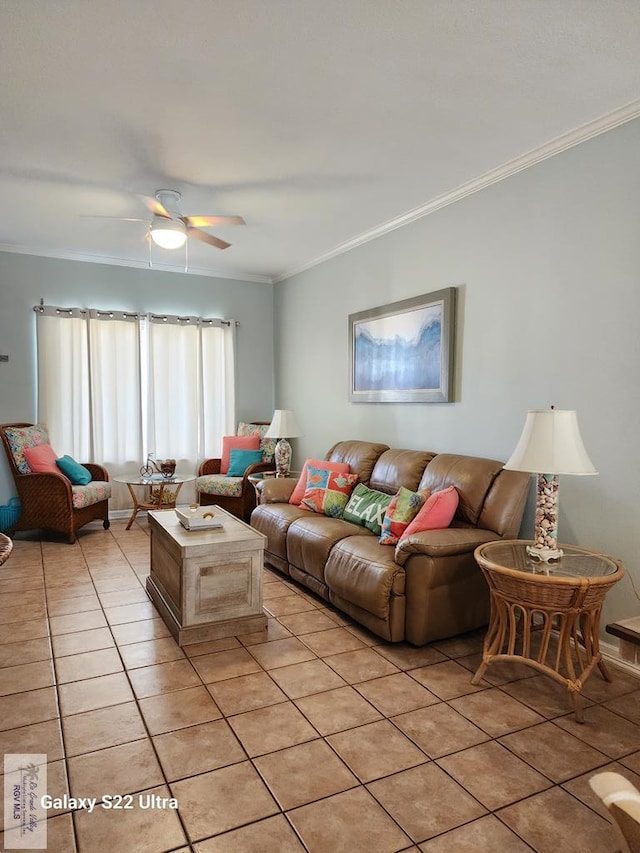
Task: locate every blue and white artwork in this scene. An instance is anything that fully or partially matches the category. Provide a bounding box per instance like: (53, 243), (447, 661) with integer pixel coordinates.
(353, 303), (443, 392)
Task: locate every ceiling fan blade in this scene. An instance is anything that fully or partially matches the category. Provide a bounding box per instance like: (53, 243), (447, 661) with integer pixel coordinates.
(138, 194), (171, 218)
(187, 226), (231, 250)
(183, 215), (245, 228)
(80, 215), (148, 222)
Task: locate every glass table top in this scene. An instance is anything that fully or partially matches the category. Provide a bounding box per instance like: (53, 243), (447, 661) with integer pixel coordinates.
(477, 540), (619, 579)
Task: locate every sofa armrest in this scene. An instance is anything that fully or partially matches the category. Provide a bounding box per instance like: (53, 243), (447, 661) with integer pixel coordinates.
(199, 457), (222, 476)
(394, 527), (500, 566)
(258, 476), (297, 503)
(84, 463), (109, 482)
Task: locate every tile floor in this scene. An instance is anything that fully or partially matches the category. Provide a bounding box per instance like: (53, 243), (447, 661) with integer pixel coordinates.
(1, 517), (640, 852)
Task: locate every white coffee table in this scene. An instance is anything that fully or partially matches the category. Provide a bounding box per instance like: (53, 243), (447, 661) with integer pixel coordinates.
(146, 506), (267, 645)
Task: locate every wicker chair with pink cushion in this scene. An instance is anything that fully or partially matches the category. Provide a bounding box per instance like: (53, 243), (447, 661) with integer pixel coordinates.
(196, 421), (276, 520)
(0, 422), (111, 544)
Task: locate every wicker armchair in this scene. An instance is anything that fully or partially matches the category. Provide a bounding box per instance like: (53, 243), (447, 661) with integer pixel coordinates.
(196, 421), (275, 521)
(0, 422), (111, 543)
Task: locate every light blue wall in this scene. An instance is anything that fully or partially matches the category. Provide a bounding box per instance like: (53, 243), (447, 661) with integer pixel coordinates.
(274, 117), (640, 627)
(0, 253), (275, 501)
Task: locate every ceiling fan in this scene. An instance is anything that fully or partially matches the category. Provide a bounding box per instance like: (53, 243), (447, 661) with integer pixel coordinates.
(100, 189), (245, 251)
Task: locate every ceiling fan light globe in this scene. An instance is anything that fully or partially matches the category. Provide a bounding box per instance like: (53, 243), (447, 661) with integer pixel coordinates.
(150, 217), (187, 250)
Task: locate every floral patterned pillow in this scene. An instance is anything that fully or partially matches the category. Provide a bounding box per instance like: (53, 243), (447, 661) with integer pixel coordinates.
(237, 422), (276, 463)
(4, 424), (50, 474)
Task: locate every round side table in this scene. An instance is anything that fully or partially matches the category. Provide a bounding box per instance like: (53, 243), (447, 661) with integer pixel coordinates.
(472, 539), (625, 722)
(114, 475), (196, 530)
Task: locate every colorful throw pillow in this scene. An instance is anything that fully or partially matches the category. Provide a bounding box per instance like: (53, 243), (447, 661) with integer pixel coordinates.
(56, 455), (92, 485)
(237, 422), (277, 462)
(290, 458), (351, 505)
(4, 424), (49, 474)
(343, 483), (393, 536)
(300, 466), (359, 517)
(379, 487), (429, 545)
(227, 448), (264, 477)
(400, 485), (459, 540)
(220, 434), (260, 474)
(23, 443), (59, 474)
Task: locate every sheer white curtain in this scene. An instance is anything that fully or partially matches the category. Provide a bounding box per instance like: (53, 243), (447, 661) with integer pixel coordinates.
(36, 309), (91, 460)
(35, 306), (236, 511)
(88, 311), (142, 474)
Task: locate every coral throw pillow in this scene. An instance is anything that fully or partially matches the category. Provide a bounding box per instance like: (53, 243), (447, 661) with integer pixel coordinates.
(289, 458), (350, 505)
(379, 486), (429, 545)
(23, 443), (59, 474)
(300, 466), (359, 518)
(400, 485), (459, 540)
(220, 434), (260, 474)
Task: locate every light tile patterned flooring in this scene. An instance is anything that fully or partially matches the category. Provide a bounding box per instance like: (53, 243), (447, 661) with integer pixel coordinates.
(1, 518), (640, 852)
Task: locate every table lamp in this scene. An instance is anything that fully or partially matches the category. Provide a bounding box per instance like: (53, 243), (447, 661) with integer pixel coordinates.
(264, 410), (301, 477)
(504, 407), (597, 562)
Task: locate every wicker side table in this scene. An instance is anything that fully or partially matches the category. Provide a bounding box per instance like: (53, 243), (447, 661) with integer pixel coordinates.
(0, 532), (13, 566)
(472, 540), (625, 722)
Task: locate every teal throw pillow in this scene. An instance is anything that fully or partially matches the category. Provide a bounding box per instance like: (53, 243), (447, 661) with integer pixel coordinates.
(227, 448), (264, 477)
(56, 455), (92, 485)
(343, 483), (393, 536)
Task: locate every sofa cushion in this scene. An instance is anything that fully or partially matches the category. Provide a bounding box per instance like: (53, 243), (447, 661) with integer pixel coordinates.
(24, 443), (59, 474)
(71, 482), (111, 509)
(369, 449), (435, 495)
(251, 502), (310, 565)
(286, 515), (371, 583)
(400, 486), (459, 540)
(418, 454), (503, 526)
(300, 467), (359, 517)
(220, 434), (260, 474)
(379, 486), (428, 545)
(4, 424), (49, 474)
(343, 483), (392, 536)
(196, 475), (243, 498)
(324, 440), (389, 486)
(325, 536), (405, 620)
(289, 459), (350, 505)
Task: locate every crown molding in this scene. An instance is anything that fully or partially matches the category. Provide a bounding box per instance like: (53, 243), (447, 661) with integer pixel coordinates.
(0, 243), (274, 284)
(275, 99), (640, 283)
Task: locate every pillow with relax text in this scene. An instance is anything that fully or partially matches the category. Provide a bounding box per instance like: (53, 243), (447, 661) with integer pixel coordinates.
(379, 486), (429, 545)
(399, 485), (459, 540)
(300, 465), (359, 518)
(343, 483), (393, 536)
(290, 458), (350, 505)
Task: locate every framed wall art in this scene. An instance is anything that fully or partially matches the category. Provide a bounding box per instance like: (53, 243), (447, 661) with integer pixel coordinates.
(349, 287), (456, 403)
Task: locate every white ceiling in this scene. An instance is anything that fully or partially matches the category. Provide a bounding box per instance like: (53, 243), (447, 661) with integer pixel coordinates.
(2, 1), (640, 284)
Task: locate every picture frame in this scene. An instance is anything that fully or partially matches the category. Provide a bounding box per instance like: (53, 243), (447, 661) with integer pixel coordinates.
(349, 287), (456, 403)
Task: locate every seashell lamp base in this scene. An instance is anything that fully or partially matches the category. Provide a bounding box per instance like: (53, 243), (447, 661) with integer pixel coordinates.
(527, 473), (563, 562)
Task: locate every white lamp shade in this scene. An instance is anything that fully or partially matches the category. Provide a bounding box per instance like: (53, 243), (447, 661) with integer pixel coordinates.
(504, 409), (597, 475)
(150, 216), (187, 250)
(264, 409), (301, 439)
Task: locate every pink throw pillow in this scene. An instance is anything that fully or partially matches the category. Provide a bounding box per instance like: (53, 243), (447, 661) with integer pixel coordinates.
(23, 443), (59, 474)
(220, 434), (260, 474)
(289, 458), (350, 505)
(399, 485), (459, 539)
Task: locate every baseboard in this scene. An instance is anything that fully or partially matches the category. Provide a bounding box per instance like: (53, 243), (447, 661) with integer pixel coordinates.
(600, 638), (640, 677)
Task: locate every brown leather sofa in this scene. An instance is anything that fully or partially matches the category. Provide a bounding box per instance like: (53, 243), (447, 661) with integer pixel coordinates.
(251, 440), (530, 645)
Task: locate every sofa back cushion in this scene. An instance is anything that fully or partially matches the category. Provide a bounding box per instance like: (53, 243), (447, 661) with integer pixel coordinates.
(417, 454), (503, 527)
(324, 440), (389, 486)
(369, 449), (435, 495)
(477, 468), (531, 538)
